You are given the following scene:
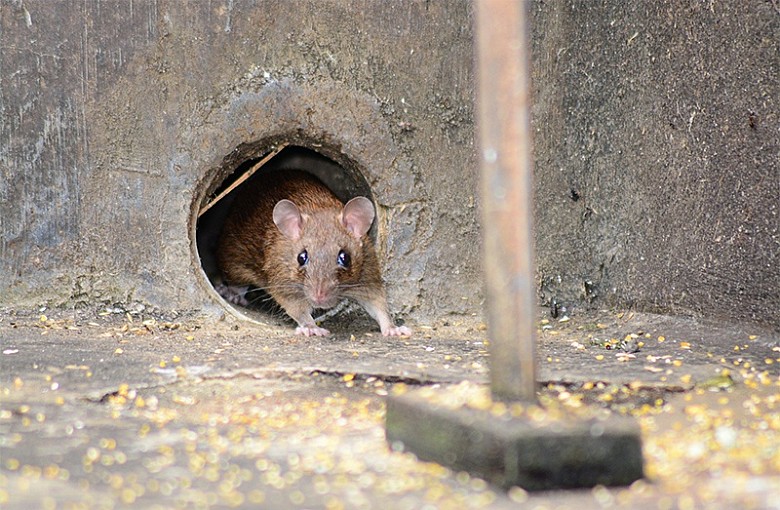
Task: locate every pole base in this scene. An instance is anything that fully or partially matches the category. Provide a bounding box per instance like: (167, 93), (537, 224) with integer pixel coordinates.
(386, 389), (644, 491)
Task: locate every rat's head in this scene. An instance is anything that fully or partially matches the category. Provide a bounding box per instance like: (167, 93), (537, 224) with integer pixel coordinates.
(272, 196), (375, 309)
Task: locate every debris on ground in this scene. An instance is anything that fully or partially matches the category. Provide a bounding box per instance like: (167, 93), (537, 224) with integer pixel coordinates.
(1, 307), (778, 508)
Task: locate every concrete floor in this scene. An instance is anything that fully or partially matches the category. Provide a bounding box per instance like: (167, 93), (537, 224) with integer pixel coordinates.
(1, 306), (779, 509)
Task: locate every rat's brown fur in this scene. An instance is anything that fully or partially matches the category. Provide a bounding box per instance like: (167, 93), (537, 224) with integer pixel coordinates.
(217, 169), (408, 336)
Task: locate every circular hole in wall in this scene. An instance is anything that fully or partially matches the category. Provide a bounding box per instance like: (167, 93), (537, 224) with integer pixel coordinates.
(195, 143), (376, 323)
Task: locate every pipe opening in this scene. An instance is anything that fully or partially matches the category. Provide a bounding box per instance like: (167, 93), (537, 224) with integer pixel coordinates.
(195, 143), (375, 323)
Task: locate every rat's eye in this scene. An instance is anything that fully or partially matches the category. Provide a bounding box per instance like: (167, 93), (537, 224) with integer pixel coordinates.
(297, 250), (308, 266)
(337, 250), (351, 269)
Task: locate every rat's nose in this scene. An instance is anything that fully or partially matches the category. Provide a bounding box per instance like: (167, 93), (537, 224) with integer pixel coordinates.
(309, 284), (336, 308)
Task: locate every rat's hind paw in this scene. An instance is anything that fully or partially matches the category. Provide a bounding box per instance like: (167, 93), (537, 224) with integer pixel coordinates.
(215, 283), (251, 306)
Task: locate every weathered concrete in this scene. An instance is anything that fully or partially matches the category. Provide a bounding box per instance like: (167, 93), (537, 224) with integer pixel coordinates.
(0, 1), (477, 322)
(1, 1), (778, 329)
(1, 308), (779, 508)
(531, 1), (780, 328)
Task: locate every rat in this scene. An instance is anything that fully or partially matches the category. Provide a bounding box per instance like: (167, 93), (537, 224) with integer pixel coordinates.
(216, 169), (412, 337)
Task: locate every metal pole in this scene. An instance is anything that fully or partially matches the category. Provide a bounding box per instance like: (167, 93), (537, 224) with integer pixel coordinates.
(475, 0), (537, 401)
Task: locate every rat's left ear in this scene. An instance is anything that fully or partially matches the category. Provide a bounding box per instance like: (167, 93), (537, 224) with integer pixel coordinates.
(273, 199), (304, 240)
(341, 197), (375, 238)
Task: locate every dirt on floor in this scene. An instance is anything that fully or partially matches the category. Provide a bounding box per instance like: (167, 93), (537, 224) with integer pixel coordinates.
(1, 306), (779, 509)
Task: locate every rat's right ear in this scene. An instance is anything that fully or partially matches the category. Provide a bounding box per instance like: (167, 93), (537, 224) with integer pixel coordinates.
(273, 199), (303, 240)
(342, 197), (375, 238)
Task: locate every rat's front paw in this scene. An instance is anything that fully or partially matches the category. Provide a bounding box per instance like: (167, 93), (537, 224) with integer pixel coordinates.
(382, 325), (412, 337)
(295, 325), (331, 337)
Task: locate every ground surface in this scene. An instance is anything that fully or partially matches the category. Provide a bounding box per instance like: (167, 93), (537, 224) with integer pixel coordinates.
(1, 306), (779, 509)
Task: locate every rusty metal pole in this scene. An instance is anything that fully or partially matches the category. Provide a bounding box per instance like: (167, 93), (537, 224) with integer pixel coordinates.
(476, 0), (537, 402)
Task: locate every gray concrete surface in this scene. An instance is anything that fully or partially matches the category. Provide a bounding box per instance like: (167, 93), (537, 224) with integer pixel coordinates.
(2, 307), (779, 509)
(0, 0), (478, 321)
(531, 1), (780, 328)
(1, 2), (779, 507)
(2, 1), (778, 330)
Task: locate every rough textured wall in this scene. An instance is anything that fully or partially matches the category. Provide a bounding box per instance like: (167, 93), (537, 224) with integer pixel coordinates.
(0, 1), (477, 321)
(3, 1), (778, 330)
(532, 1), (780, 329)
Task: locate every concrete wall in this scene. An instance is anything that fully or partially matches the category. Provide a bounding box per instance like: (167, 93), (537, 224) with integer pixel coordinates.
(2, 1), (778, 330)
(0, 1), (478, 321)
(531, 1), (780, 329)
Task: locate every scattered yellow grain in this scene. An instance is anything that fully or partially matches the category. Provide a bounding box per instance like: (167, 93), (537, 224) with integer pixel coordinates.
(508, 486), (528, 503)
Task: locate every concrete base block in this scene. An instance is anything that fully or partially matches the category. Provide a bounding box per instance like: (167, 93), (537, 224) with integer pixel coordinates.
(386, 391), (644, 491)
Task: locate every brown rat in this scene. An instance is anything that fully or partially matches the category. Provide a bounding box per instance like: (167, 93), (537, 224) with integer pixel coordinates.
(216, 169), (411, 337)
